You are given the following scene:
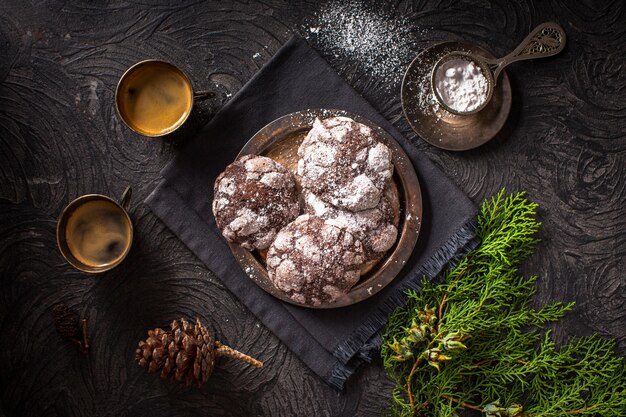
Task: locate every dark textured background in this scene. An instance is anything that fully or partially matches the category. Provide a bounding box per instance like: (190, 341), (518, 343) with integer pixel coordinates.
(0, 1), (623, 416)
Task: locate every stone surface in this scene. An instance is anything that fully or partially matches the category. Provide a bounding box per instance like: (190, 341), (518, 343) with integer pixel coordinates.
(0, 1), (624, 416)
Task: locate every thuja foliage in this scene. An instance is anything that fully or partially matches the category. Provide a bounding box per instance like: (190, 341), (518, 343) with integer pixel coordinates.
(381, 190), (626, 417)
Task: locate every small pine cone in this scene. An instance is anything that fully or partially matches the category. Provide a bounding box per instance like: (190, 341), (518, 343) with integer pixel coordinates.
(135, 318), (262, 386)
(52, 303), (89, 352)
(136, 328), (171, 374)
(193, 318), (216, 385)
(52, 303), (80, 340)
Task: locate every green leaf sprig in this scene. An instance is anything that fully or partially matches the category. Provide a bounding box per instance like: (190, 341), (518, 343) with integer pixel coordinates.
(382, 190), (626, 417)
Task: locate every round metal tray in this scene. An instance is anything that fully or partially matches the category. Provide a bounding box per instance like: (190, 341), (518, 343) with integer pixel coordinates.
(229, 109), (422, 308)
(401, 42), (512, 151)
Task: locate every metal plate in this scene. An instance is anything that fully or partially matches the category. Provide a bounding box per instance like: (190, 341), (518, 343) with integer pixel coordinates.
(229, 109), (422, 309)
(401, 42), (512, 151)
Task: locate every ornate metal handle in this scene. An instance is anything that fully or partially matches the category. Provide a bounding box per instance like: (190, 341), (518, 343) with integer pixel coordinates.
(485, 22), (566, 83)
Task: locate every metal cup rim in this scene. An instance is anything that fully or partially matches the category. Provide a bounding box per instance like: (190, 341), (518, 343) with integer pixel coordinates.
(115, 59), (195, 137)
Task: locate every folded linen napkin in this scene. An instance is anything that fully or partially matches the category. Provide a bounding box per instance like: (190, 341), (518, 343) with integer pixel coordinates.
(145, 35), (478, 389)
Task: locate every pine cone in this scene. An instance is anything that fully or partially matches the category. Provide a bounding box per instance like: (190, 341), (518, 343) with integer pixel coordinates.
(52, 304), (80, 340)
(135, 318), (263, 386)
(52, 303), (89, 352)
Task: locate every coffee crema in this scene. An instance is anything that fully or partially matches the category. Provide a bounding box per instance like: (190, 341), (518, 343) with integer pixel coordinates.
(65, 199), (132, 268)
(117, 61), (193, 136)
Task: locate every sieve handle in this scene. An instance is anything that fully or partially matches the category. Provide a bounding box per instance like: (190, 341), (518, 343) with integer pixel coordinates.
(485, 22), (566, 82)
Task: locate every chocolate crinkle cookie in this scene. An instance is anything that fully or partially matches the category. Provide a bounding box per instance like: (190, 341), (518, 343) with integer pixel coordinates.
(266, 215), (365, 306)
(297, 116), (393, 211)
(212, 155), (300, 250)
(304, 183), (399, 262)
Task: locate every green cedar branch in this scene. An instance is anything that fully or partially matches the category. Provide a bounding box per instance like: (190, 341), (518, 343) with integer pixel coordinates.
(381, 190), (626, 417)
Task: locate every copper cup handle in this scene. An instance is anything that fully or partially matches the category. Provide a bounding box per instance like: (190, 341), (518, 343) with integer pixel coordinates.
(193, 91), (216, 101)
(119, 186), (132, 211)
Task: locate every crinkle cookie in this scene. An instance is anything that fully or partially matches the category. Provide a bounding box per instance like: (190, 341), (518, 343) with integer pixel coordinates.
(304, 183), (399, 262)
(266, 215), (365, 306)
(212, 155), (300, 250)
(297, 116), (393, 211)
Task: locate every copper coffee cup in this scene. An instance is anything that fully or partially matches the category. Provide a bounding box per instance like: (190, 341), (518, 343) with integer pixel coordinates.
(57, 187), (133, 273)
(115, 60), (215, 137)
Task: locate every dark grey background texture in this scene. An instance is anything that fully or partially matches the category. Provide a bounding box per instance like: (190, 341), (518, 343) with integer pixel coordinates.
(0, 1), (624, 416)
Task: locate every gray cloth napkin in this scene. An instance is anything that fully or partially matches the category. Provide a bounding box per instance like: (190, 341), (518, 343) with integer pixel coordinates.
(145, 35), (478, 389)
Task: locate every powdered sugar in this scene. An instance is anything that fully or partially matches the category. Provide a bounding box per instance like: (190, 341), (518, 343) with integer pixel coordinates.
(303, 1), (424, 91)
(259, 172), (285, 188)
(214, 198), (229, 210)
(306, 193), (381, 232)
(414, 62), (441, 117)
(218, 177), (236, 196)
(339, 174), (381, 210)
(244, 156), (275, 174)
(367, 142), (392, 175)
(435, 58), (489, 112)
(227, 208), (264, 235)
(304, 187), (399, 261)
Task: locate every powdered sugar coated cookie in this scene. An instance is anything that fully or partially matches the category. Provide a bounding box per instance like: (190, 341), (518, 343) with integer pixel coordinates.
(266, 215), (365, 306)
(212, 155), (300, 250)
(304, 183), (399, 261)
(297, 116), (393, 211)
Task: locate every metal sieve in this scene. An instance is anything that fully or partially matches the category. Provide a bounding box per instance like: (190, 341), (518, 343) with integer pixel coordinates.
(431, 22), (567, 116)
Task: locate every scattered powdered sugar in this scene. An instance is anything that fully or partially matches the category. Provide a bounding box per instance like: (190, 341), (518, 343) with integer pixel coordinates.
(303, 1), (424, 91)
(415, 66), (441, 117)
(434, 58), (489, 112)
